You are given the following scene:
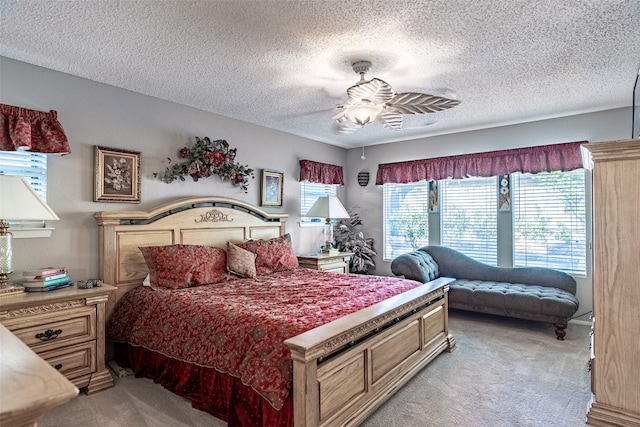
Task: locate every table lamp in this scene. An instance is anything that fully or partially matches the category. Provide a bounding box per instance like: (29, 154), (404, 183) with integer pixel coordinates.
(305, 195), (350, 255)
(0, 175), (59, 296)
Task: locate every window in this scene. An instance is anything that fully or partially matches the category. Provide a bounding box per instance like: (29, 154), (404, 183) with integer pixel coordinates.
(0, 151), (48, 200)
(441, 177), (497, 265)
(383, 182), (429, 259)
(300, 181), (337, 223)
(512, 170), (586, 275)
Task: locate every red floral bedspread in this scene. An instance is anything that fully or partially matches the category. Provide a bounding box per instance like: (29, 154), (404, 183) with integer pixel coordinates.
(106, 268), (422, 410)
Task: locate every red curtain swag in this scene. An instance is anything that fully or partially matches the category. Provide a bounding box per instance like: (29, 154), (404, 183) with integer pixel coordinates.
(0, 103), (70, 154)
(375, 141), (587, 185)
(299, 159), (344, 185)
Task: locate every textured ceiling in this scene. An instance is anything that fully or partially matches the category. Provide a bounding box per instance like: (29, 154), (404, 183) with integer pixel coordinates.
(1, 1), (639, 148)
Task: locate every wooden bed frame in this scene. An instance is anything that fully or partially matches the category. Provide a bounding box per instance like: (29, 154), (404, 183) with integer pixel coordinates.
(95, 196), (456, 426)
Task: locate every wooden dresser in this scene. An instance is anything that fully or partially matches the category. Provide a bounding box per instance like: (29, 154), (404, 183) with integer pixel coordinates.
(0, 285), (115, 395)
(585, 139), (640, 426)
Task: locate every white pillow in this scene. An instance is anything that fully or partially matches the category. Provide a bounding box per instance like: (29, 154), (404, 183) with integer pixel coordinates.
(143, 274), (150, 287)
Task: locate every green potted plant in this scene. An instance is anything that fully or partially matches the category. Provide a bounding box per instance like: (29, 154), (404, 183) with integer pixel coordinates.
(334, 207), (376, 274)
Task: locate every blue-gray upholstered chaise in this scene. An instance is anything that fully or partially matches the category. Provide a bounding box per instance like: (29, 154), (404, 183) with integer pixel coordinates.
(391, 245), (579, 339)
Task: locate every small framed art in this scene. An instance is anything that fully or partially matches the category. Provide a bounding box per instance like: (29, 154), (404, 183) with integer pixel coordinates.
(94, 145), (141, 203)
(428, 180), (439, 212)
(260, 170), (283, 207)
(498, 175), (511, 211)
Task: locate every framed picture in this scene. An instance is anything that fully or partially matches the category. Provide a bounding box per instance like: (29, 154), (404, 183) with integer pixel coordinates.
(260, 170), (283, 207)
(94, 145), (141, 203)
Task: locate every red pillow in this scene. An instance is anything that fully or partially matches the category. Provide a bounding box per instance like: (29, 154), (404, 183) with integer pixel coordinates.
(238, 234), (299, 275)
(139, 244), (228, 289)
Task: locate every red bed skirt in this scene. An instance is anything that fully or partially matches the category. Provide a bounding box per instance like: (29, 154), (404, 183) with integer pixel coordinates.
(115, 343), (294, 427)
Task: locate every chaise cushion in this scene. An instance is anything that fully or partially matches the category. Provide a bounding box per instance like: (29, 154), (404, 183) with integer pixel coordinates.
(449, 279), (579, 323)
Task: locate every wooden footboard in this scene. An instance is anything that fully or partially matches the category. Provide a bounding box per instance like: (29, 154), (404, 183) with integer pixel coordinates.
(285, 277), (455, 427)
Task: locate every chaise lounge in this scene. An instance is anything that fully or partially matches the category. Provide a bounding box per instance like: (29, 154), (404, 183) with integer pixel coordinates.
(391, 245), (579, 339)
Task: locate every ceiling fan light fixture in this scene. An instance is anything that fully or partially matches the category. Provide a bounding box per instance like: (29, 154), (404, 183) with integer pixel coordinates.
(333, 60), (460, 135)
(344, 101), (382, 125)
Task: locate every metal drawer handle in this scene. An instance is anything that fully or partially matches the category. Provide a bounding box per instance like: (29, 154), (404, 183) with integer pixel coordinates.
(54, 364), (63, 370)
(36, 329), (62, 341)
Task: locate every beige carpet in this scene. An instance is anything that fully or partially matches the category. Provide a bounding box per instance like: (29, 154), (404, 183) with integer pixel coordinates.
(39, 310), (591, 427)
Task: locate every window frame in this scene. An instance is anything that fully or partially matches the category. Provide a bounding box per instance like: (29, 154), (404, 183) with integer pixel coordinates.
(381, 169), (587, 277)
(511, 169), (587, 276)
(382, 181), (430, 260)
(440, 176), (498, 266)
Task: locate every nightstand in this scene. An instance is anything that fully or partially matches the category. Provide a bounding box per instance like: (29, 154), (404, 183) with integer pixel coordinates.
(297, 252), (354, 273)
(0, 284), (116, 394)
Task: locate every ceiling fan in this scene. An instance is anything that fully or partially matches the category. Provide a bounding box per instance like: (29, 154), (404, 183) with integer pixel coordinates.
(332, 61), (461, 134)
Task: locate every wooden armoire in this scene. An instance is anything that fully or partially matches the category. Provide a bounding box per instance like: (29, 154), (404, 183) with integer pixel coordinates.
(585, 139), (640, 427)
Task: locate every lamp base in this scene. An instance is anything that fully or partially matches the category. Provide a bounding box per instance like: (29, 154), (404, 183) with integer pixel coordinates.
(321, 248), (341, 255)
(321, 243), (340, 256)
(0, 283), (25, 297)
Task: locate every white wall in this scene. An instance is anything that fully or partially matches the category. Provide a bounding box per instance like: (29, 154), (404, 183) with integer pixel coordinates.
(3, 56), (633, 317)
(345, 107), (634, 318)
(1, 57), (345, 280)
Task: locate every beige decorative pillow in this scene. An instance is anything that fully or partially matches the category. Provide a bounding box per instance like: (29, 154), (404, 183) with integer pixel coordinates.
(227, 241), (257, 279)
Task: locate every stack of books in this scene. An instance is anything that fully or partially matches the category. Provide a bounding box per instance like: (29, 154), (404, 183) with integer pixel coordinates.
(22, 267), (73, 292)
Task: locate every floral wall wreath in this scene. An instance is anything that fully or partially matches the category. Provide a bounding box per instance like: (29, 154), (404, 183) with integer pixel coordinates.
(154, 136), (254, 192)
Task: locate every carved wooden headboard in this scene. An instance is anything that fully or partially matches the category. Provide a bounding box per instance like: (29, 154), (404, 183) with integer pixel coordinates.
(95, 197), (287, 304)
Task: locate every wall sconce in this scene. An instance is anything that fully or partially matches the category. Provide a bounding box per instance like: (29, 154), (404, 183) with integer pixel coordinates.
(357, 172), (370, 186)
(0, 175), (59, 296)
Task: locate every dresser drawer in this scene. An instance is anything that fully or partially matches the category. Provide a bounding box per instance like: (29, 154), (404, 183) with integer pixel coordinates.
(2, 306), (96, 353)
(0, 285), (115, 394)
(40, 340), (97, 382)
(297, 253), (352, 274)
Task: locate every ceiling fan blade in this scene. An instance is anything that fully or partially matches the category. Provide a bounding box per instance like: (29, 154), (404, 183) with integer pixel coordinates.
(332, 110), (346, 121)
(380, 112), (403, 130)
(334, 117), (362, 134)
(346, 78), (395, 105)
(385, 92), (461, 114)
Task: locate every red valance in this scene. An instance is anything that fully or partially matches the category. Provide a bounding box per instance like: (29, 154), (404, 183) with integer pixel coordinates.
(376, 141), (587, 185)
(299, 160), (344, 185)
(0, 104), (71, 154)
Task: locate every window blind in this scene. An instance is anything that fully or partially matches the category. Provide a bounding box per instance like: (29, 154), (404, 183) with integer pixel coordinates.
(383, 182), (430, 259)
(0, 151), (48, 200)
(441, 177), (497, 265)
(512, 170), (586, 275)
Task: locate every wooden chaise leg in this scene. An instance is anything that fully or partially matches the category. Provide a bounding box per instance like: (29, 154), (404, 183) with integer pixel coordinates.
(554, 323), (567, 340)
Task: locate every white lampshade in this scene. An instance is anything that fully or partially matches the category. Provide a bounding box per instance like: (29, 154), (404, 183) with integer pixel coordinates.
(0, 175), (59, 294)
(305, 196), (350, 222)
(0, 175), (59, 221)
